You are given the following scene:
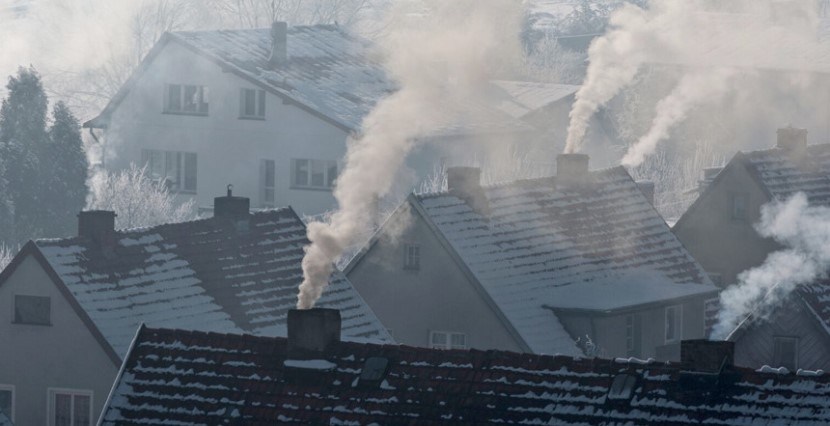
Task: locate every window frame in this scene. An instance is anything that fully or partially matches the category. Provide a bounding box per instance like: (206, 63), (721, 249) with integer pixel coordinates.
(290, 158), (338, 191)
(664, 304), (683, 344)
(260, 159), (276, 208)
(403, 242), (421, 271)
(773, 336), (799, 370)
(163, 83), (209, 116)
(47, 388), (93, 426)
(239, 88), (266, 119)
(625, 313), (642, 357)
(141, 149), (197, 193)
(13, 294), (51, 326)
(0, 384), (14, 422)
(729, 192), (749, 221)
(429, 330), (467, 350)
(703, 297), (720, 337)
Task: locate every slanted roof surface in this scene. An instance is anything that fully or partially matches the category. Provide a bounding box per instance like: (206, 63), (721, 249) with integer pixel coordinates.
(101, 326), (830, 425)
(489, 80), (579, 118)
(741, 144), (830, 205)
(34, 208), (391, 358)
(413, 167), (716, 355)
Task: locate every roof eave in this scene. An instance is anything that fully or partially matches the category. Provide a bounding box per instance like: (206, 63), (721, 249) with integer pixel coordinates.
(546, 287), (721, 317)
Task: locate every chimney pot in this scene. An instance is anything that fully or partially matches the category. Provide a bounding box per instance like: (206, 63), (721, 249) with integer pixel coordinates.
(556, 153), (590, 188)
(268, 21), (288, 67)
(287, 308), (341, 358)
(447, 167), (489, 215)
(681, 339), (734, 373)
(636, 180), (655, 205)
(214, 186), (250, 219)
(78, 210), (116, 245)
(777, 126), (807, 151)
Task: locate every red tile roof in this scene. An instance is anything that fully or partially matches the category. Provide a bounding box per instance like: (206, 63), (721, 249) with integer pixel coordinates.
(101, 326), (830, 425)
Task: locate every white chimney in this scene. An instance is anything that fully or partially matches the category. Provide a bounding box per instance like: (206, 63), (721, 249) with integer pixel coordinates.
(268, 21), (288, 67)
(776, 126), (807, 152)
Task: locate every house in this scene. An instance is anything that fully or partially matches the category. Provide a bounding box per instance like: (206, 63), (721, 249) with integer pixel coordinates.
(99, 308), (830, 425)
(345, 153), (718, 360)
(82, 22), (536, 217)
(0, 190), (390, 426)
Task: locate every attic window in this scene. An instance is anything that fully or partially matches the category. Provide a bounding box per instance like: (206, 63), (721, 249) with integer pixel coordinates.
(730, 193), (748, 220)
(14, 295), (50, 326)
(607, 374), (637, 400)
(403, 243), (420, 271)
(240, 88), (266, 119)
(358, 357), (390, 387)
(164, 84), (209, 115)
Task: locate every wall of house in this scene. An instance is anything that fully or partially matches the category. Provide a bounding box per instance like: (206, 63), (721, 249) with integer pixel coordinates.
(347, 204), (525, 352)
(673, 162), (779, 285)
(104, 42), (350, 217)
(0, 255), (119, 425)
(557, 296), (712, 360)
(734, 298), (830, 371)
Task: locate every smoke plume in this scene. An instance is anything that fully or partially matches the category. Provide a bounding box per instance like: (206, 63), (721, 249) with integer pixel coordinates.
(297, 0), (523, 309)
(711, 193), (830, 340)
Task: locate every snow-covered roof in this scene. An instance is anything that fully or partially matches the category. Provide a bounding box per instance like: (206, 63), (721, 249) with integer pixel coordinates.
(739, 143), (830, 205)
(410, 166), (716, 355)
(86, 25), (534, 137)
(489, 80), (579, 119)
(100, 326), (830, 425)
(30, 208), (391, 359)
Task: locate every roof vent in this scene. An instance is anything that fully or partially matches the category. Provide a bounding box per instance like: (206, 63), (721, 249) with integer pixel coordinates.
(78, 210), (116, 247)
(357, 357), (391, 388)
(447, 167), (489, 216)
(268, 21), (288, 67)
(777, 126), (807, 151)
(287, 308), (341, 359)
(556, 153), (590, 189)
(214, 185), (250, 220)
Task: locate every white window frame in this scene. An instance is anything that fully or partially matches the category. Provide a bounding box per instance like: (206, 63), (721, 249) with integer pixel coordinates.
(47, 388), (93, 426)
(239, 88), (266, 119)
(773, 336), (799, 370)
(141, 149), (197, 193)
(260, 159), (276, 207)
(665, 304), (683, 344)
(429, 330), (467, 350)
(0, 384), (14, 422)
(290, 158), (338, 190)
(403, 243), (421, 271)
(164, 83), (209, 115)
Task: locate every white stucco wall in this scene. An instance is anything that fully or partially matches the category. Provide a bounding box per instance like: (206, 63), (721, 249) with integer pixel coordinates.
(0, 255), (119, 425)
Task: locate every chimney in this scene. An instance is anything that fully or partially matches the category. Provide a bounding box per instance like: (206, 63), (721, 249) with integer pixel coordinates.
(78, 210), (116, 246)
(214, 185), (250, 220)
(556, 153), (590, 189)
(447, 167), (489, 216)
(287, 308), (341, 359)
(698, 167), (722, 194)
(681, 339), (734, 373)
(777, 126), (807, 151)
(268, 21), (288, 67)
(636, 180), (655, 205)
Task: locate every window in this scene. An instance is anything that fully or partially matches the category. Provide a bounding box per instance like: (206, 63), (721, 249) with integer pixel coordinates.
(164, 84), (208, 115)
(260, 159), (276, 207)
(291, 159), (338, 190)
(730, 193), (748, 220)
(403, 243), (421, 271)
(625, 314), (642, 357)
(141, 149), (197, 192)
(665, 305), (682, 343)
(773, 337), (798, 370)
(0, 385), (13, 422)
(703, 297), (720, 338)
(240, 88), (266, 118)
(14, 295), (50, 325)
(607, 374), (637, 400)
(430, 331), (466, 350)
(48, 389), (92, 426)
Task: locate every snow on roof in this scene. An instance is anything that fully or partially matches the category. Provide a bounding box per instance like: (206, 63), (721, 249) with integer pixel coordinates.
(740, 143), (830, 205)
(100, 326), (830, 425)
(413, 167), (715, 355)
(489, 80), (579, 119)
(34, 208), (391, 358)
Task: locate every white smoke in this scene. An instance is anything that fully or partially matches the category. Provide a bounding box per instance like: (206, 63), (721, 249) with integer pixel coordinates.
(711, 192), (830, 340)
(297, 0), (523, 309)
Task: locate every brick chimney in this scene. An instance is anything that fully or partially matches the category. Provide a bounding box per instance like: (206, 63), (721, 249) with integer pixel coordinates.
(556, 153), (590, 189)
(268, 21), (288, 67)
(78, 210), (116, 246)
(447, 167), (489, 216)
(287, 308), (341, 359)
(214, 185), (250, 220)
(777, 126), (807, 151)
(636, 180), (655, 205)
(681, 339), (734, 373)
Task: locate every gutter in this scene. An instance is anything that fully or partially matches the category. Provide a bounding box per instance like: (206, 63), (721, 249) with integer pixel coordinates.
(544, 288), (721, 317)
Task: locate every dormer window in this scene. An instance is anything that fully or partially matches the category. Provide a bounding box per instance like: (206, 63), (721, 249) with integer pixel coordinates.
(240, 88), (266, 119)
(164, 84), (208, 115)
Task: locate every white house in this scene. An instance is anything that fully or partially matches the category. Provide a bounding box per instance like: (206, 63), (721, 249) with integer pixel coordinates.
(0, 191), (390, 425)
(83, 22), (537, 217)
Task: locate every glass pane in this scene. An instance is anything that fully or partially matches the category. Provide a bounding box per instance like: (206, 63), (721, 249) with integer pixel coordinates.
(54, 394), (72, 426)
(164, 152), (177, 189)
(184, 153), (197, 191)
(167, 84), (181, 111)
(243, 89), (256, 116)
(294, 159), (309, 186)
(265, 160), (275, 187)
(183, 85), (198, 112)
(149, 151), (164, 177)
(665, 308), (676, 341)
(14, 295), (50, 325)
(0, 390), (11, 419)
(311, 160), (325, 187)
(451, 333), (466, 347)
(74, 395), (91, 426)
(258, 90), (266, 116)
(327, 161), (338, 188)
(431, 332), (447, 345)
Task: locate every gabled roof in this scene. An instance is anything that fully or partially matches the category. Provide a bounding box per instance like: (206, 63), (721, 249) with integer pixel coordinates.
(489, 80), (579, 119)
(351, 167), (716, 355)
(101, 326), (830, 425)
(85, 25), (534, 137)
(739, 144), (830, 205)
(4, 208), (390, 360)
